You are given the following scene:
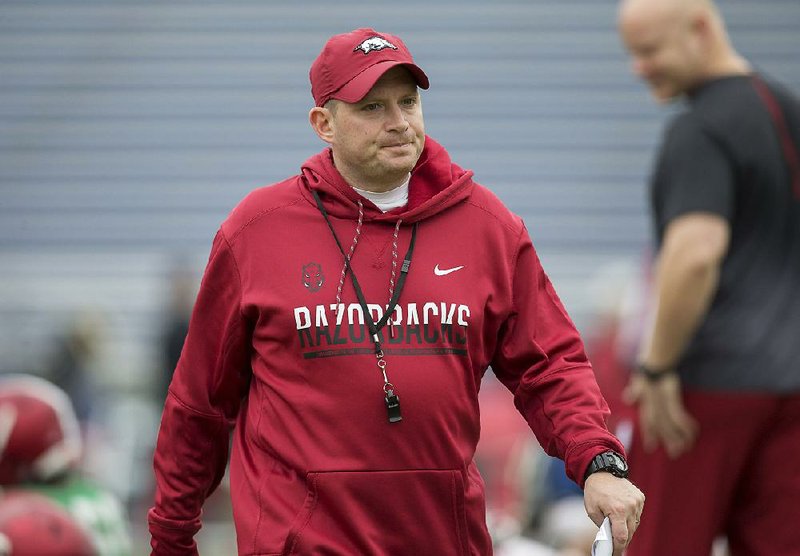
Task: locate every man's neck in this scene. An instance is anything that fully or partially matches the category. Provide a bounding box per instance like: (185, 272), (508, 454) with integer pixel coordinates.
(703, 50), (751, 80)
(351, 175), (411, 212)
(348, 174), (410, 194)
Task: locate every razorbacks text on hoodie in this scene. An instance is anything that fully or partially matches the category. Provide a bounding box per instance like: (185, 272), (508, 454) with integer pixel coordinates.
(293, 300), (470, 353)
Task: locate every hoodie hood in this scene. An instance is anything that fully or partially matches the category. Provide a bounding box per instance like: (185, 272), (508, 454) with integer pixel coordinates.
(298, 136), (475, 223)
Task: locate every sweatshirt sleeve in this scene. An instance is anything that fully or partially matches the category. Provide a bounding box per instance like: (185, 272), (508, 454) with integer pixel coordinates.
(148, 229), (252, 555)
(490, 224), (624, 488)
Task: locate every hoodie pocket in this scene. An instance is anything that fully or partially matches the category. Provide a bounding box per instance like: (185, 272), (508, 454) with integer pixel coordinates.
(284, 469), (470, 556)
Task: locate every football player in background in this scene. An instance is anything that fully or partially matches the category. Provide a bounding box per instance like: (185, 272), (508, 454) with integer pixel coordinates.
(0, 490), (96, 556)
(0, 374), (132, 556)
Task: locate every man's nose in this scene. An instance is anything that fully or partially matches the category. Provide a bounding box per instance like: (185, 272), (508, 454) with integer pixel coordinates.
(385, 104), (410, 131)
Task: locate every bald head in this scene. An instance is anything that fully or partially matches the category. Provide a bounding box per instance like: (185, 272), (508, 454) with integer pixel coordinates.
(618, 0), (745, 102)
(619, 0), (718, 31)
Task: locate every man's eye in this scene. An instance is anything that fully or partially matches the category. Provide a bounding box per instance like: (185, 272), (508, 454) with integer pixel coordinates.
(401, 97), (417, 107)
(638, 45), (658, 57)
(362, 103), (381, 111)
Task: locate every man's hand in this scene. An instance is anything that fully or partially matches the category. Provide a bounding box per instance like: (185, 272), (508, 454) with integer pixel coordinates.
(584, 473), (645, 556)
(625, 373), (699, 458)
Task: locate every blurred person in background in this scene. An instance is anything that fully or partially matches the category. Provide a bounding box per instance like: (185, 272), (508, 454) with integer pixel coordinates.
(149, 27), (643, 556)
(619, 0), (800, 554)
(0, 374), (132, 556)
(0, 491), (96, 556)
(42, 311), (104, 425)
(155, 259), (196, 403)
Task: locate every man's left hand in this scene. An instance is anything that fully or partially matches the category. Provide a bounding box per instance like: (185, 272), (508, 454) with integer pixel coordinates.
(625, 372), (699, 458)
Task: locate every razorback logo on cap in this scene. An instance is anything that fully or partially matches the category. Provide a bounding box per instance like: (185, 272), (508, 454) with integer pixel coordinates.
(354, 36), (398, 55)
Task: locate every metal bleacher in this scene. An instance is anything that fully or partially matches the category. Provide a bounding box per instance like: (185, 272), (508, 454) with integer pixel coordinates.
(1, 1), (799, 389)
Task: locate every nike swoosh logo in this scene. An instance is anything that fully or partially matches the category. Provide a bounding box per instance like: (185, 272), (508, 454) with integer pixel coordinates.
(434, 264), (464, 276)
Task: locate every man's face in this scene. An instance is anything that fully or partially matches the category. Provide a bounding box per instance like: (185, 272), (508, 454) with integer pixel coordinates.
(619, 5), (703, 102)
(327, 66), (425, 191)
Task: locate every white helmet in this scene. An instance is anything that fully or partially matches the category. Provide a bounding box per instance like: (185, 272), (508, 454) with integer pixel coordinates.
(0, 375), (82, 486)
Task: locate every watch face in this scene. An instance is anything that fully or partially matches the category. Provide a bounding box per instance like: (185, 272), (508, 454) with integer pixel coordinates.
(608, 452), (628, 471)
(585, 451), (630, 481)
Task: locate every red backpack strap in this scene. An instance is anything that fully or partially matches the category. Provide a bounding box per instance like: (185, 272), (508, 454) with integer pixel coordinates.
(752, 75), (800, 200)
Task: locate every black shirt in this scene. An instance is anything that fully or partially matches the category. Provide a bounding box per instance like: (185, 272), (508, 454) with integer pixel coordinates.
(651, 74), (800, 392)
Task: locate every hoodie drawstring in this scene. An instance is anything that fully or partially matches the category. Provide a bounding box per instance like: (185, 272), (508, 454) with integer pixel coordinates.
(334, 202), (404, 341)
(335, 200), (364, 305)
(386, 219), (403, 338)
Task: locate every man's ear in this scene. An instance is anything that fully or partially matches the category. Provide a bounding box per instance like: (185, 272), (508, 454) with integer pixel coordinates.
(690, 8), (713, 42)
(309, 107), (335, 144)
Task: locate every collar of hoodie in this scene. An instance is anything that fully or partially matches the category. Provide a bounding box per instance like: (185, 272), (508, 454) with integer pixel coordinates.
(299, 135), (475, 224)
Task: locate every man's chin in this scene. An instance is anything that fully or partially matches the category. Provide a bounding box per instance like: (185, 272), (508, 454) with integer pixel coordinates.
(380, 153), (419, 173)
(380, 144), (417, 157)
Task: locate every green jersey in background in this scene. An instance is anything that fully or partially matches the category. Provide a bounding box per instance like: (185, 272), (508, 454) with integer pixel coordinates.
(24, 475), (132, 556)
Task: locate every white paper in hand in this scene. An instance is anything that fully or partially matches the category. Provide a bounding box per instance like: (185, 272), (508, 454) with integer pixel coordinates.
(592, 517), (613, 556)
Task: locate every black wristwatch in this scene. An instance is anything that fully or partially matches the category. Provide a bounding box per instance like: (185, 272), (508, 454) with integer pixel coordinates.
(637, 362), (676, 382)
(584, 451), (629, 482)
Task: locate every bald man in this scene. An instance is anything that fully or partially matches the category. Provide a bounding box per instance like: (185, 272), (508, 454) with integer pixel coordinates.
(619, 1), (800, 555)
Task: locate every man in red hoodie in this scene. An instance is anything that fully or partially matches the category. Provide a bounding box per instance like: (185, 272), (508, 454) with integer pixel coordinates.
(148, 27), (644, 556)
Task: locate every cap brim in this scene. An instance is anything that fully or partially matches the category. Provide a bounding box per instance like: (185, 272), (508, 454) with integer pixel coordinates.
(331, 61), (429, 104)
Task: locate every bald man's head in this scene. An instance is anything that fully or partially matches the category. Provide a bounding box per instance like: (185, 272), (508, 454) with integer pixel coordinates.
(620, 0), (721, 31)
(618, 0), (732, 102)
(620, 0), (716, 17)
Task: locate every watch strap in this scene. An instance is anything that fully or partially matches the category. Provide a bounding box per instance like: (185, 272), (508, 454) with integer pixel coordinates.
(637, 362), (676, 382)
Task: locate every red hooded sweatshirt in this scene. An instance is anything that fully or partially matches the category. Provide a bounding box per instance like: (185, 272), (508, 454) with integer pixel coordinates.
(149, 137), (624, 555)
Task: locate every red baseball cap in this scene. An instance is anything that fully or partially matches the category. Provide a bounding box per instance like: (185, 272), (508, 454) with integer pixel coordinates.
(310, 28), (430, 107)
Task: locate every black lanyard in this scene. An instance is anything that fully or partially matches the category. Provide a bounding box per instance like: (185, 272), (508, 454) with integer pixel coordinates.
(311, 189), (418, 423)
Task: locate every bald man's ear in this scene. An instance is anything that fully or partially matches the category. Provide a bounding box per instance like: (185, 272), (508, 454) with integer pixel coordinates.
(309, 106), (335, 144)
(690, 9), (712, 40)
